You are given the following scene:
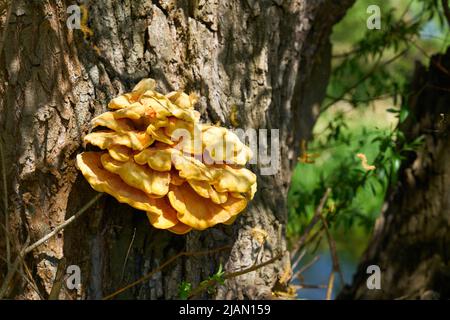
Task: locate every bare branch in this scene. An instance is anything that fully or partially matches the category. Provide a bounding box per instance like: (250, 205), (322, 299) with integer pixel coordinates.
(0, 194), (102, 298)
(293, 255), (320, 281)
(120, 227), (136, 282)
(0, 139), (10, 269)
(291, 249), (306, 271)
(0, 236), (29, 298)
(23, 193), (103, 255)
(325, 271), (335, 300)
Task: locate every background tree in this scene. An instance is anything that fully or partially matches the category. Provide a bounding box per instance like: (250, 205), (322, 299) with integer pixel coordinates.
(0, 0), (354, 299)
(340, 47), (450, 300)
(286, 0), (449, 299)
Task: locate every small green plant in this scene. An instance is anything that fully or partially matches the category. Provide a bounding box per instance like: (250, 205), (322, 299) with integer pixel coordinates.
(178, 264), (225, 299)
(178, 281), (192, 300)
(200, 264), (225, 295)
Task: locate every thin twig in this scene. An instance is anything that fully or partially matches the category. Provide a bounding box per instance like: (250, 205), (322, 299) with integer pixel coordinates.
(399, 0), (415, 20)
(188, 251), (286, 299)
(0, 253), (43, 299)
(333, 1), (413, 61)
(325, 272), (335, 300)
(410, 40), (450, 76)
(320, 214), (345, 286)
(0, 256), (19, 298)
(48, 257), (67, 300)
(291, 249), (306, 272)
(21, 257), (44, 300)
(23, 193), (103, 255)
(293, 255), (320, 281)
(324, 92), (393, 105)
(332, 48), (360, 59)
(0, 194), (102, 298)
(120, 227), (136, 282)
(0, 139), (10, 269)
(318, 211), (344, 301)
(225, 252), (285, 279)
(322, 49), (408, 112)
(0, 236), (29, 299)
(293, 284), (327, 290)
(290, 188), (331, 264)
(103, 245), (232, 300)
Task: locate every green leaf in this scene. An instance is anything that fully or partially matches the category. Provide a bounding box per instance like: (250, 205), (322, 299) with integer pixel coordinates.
(399, 106), (410, 123)
(178, 281), (192, 300)
(211, 263), (225, 285)
(386, 108), (400, 114)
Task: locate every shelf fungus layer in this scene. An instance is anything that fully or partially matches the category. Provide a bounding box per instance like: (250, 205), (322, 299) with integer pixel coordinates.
(76, 78), (257, 234)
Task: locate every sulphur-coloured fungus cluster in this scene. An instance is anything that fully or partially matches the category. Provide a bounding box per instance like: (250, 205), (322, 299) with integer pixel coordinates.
(76, 79), (256, 234)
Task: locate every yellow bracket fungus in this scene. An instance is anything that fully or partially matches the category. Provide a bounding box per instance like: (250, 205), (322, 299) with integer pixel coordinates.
(76, 79), (257, 234)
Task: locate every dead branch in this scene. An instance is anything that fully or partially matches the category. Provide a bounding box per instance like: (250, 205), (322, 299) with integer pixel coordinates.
(23, 193), (103, 255)
(120, 227), (136, 282)
(0, 193), (102, 298)
(0, 139), (10, 269)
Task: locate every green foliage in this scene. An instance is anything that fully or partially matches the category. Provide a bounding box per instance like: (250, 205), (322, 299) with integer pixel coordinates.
(178, 281), (192, 300)
(288, 0), (443, 254)
(200, 263), (225, 295)
(326, 0), (449, 112)
(288, 108), (425, 255)
(177, 264), (225, 299)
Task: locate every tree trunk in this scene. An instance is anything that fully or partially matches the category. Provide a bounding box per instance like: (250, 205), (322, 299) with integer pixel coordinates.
(0, 0), (353, 299)
(340, 48), (450, 300)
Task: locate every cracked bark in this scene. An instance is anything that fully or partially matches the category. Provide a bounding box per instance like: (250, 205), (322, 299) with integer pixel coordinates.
(0, 0), (354, 299)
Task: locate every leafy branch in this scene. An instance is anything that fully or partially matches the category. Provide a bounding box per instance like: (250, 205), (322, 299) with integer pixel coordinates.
(181, 252), (286, 299)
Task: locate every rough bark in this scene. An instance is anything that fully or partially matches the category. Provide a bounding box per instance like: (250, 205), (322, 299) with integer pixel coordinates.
(340, 48), (450, 300)
(0, 0), (353, 299)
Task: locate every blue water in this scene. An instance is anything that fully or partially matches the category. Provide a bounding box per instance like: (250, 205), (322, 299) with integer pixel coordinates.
(293, 251), (357, 300)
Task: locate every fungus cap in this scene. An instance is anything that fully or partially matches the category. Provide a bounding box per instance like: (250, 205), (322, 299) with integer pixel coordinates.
(77, 78), (257, 234)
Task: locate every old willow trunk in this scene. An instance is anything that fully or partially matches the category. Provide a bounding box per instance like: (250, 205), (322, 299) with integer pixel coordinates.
(0, 0), (353, 299)
(340, 48), (450, 300)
